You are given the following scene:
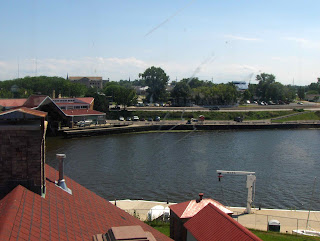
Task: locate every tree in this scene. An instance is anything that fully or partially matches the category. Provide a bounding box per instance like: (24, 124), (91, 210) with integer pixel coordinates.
(171, 82), (191, 106)
(139, 66), (169, 103)
(114, 86), (137, 110)
(297, 87), (305, 100)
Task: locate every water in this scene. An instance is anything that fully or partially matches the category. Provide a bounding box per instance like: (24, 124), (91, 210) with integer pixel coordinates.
(46, 129), (320, 210)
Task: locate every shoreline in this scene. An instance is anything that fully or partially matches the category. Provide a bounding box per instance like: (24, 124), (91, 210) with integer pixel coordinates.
(110, 199), (320, 234)
(61, 122), (320, 138)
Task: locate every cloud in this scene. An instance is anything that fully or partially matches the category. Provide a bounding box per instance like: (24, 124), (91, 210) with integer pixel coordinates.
(224, 34), (261, 41)
(283, 37), (320, 50)
(0, 57), (150, 81)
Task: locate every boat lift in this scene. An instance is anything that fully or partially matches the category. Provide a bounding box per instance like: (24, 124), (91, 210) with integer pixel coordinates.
(217, 170), (256, 214)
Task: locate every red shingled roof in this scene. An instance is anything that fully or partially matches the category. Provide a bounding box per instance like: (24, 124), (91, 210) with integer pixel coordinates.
(184, 203), (262, 241)
(23, 95), (48, 108)
(170, 198), (233, 219)
(75, 97), (94, 104)
(63, 109), (105, 116)
(0, 165), (172, 241)
(0, 99), (27, 108)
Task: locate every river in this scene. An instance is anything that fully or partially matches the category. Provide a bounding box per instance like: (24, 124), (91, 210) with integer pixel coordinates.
(46, 129), (320, 210)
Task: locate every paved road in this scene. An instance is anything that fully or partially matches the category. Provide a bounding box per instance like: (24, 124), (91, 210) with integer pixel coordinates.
(125, 103), (320, 112)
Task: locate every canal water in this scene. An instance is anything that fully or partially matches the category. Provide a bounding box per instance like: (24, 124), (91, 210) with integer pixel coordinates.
(46, 129), (320, 210)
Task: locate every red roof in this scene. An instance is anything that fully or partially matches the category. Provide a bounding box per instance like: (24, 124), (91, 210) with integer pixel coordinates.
(76, 97), (94, 104)
(23, 95), (48, 108)
(63, 109), (105, 116)
(0, 107), (47, 118)
(0, 99), (27, 107)
(170, 198), (233, 219)
(0, 165), (171, 241)
(184, 203), (261, 241)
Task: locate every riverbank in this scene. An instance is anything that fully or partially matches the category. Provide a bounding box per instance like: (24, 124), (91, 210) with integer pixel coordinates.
(61, 121), (320, 138)
(110, 199), (320, 235)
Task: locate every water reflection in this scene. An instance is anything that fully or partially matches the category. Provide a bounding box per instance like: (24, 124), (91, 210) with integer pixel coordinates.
(46, 129), (320, 210)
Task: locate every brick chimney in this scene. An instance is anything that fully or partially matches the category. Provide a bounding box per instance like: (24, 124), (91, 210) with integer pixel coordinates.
(0, 108), (47, 198)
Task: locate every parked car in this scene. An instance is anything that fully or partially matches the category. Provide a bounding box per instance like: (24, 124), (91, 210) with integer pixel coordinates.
(234, 116), (243, 122)
(119, 116), (124, 121)
(154, 116), (161, 121)
(209, 106), (220, 110)
(126, 117), (132, 121)
(140, 118), (145, 121)
(148, 117), (153, 121)
(133, 116), (139, 121)
(186, 120), (191, 124)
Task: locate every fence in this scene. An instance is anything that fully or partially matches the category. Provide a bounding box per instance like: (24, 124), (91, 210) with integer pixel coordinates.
(122, 208), (320, 234)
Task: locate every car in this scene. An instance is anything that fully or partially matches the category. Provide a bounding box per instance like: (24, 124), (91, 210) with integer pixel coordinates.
(154, 103), (160, 107)
(186, 120), (191, 124)
(234, 116), (243, 122)
(133, 116), (139, 121)
(154, 116), (161, 121)
(209, 106), (220, 110)
(147, 117), (153, 121)
(297, 102), (303, 105)
(119, 116), (124, 121)
(126, 117), (132, 121)
(140, 118), (145, 121)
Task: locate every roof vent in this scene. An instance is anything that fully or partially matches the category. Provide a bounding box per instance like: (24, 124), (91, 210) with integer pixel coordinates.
(55, 154), (72, 195)
(196, 193), (204, 203)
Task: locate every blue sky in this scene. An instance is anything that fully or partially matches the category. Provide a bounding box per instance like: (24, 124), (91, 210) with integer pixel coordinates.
(1, 0), (319, 85)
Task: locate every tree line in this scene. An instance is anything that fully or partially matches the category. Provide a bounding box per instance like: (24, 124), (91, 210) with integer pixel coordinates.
(1, 68), (319, 111)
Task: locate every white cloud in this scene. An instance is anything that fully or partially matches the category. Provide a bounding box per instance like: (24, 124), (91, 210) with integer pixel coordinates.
(224, 34), (261, 41)
(283, 37), (320, 50)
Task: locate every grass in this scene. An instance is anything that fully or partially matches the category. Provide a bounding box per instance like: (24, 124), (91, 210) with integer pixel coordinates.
(272, 111), (320, 123)
(251, 230), (320, 240)
(145, 221), (170, 237)
(145, 221), (320, 240)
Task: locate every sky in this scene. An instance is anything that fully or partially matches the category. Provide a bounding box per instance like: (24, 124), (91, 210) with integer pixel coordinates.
(1, 0), (320, 86)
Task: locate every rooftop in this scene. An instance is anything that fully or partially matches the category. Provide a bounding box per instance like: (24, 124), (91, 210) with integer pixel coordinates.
(0, 165), (171, 241)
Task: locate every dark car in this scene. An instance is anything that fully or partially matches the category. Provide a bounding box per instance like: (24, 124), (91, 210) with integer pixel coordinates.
(147, 117), (153, 121)
(154, 116), (161, 121)
(234, 116), (243, 122)
(209, 106), (220, 110)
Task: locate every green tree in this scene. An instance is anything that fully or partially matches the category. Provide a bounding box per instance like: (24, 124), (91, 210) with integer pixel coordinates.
(297, 87), (305, 100)
(139, 66), (169, 103)
(171, 81), (191, 106)
(114, 86), (137, 109)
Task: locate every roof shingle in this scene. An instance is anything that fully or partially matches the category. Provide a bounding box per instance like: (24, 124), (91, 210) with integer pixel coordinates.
(0, 165), (172, 241)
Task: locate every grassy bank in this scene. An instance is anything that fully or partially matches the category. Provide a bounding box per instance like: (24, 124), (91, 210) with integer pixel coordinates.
(272, 111), (320, 123)
(107, 110), (294, 121)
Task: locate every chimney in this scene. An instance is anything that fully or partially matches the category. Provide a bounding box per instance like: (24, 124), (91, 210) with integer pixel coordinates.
(196, 193), (204, 203)
(55, 154), (72, 194)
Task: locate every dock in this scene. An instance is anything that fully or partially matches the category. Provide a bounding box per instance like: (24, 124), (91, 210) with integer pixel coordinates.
(110, 199), (320, 234)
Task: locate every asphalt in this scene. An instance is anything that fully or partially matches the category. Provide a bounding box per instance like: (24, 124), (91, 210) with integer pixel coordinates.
(110, 200), (320, 234)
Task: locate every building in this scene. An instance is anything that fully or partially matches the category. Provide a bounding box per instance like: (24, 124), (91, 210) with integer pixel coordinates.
(184, 203), (261, 241)
(68, 76), (108, 89)
(169, 193), (233, 241)
(0, 108), (171, 241)
(232, 81), (248, 91)
(0, 95), (106, 130)
(0, 98), (28, 110)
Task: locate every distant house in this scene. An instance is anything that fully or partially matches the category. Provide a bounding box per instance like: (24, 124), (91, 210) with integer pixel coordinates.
(0, 109), (171, 241)
(68, 76), (109, 89)
(169, 193), (233, 241)
(232, 81), (248, 91)
(0, 95), (106, 130)
(184, 203), (262, 241)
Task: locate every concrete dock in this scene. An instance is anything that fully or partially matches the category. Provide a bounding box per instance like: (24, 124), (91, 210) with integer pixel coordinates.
(110, 200), (320, 234)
